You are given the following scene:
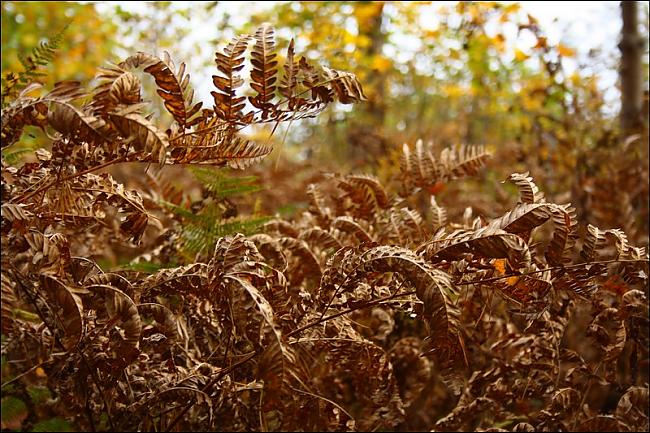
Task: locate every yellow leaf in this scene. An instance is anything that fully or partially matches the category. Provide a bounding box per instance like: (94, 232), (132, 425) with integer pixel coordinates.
(558, 43), (576, 58)
(503, 3), (521, 14)
(514, 49), (529, 62)
(371, 56), (392, 73)
(424, 29), (440, 39)
(493, 258), (507, 275)
(506, 276), (520, 286)
(35, 367), (47, 377)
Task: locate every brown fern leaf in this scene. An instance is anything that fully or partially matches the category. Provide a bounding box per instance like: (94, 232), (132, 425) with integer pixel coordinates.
(144, 169), (185, 206)
(443, 144), (491, 179)
(90, 66), (142, 115)
(587, 307), (626, 363)
(322, 66), (367, 104)
(488, 202), (551, 244)
(1, 272), (18, 335)
(495, 270), (553, 315)
(421, 226), (532, 270)
(212, 34), (251, 123)
(430, 196), (447, 229)
(350, 246), (459, 334)
(298, 56), (334, 105)
(143, 263), (208, 300)
(545, 204), (578, 266)
(18, 231), (68, 275)
(605, 228), (631, 259)
(44, 80), (85, 101)
(209, 233), (267, 276)
(615, 386), (649, 432)
(145, 386), (213, 428)
(552, 265), (606, 297)
(388, 207), (425, 245)
(277, 236), (322, 286)
(279, 39), (299, 108)
(346, 245), (465, 393)
(306, 183), (332, 226)
(1, 203), (33, 234)
(298, 227), (343, 254)
(109, 108), (169, 163)
(399, 140), (490, 195)
(489, 203), (551, 234)
(1, 98), (47, 148)
(226, 274), (283, 341)
(264, 219), (300, 238)
(170, 116), (271, 167)
(331, 216), (374, 244)
(399, 139), (441, 194)
(337, 174), (390, 218)
(505, 172), (545, 204)
(83, 271), (132, 295)
(85, 283), (142, 354)
(48, 99), (108, 144)
(227, 275), (305, 414)
(249, 233), (288, 272)
(2, 81), (89, 149)
(249, 24), (278, 117)
(73, 172), (150, 243)
(580, 224), (607, 262)
(40, 274), (84, 350)
(138, 51), (203, 129)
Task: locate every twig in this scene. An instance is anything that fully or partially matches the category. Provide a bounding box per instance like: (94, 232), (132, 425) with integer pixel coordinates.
(456, 258), (648, 286)
(287, 289), (417, 338)
(164, 351), (257, 432)
(12, 156), (127, 204)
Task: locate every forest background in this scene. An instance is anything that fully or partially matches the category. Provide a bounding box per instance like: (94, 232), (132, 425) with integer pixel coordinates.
(2, 1), (648, 234)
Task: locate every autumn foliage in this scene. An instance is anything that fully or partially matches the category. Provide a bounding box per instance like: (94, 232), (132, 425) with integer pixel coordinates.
(1, 23), (649, 432)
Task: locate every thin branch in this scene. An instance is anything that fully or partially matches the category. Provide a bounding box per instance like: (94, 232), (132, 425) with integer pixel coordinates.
(455, 258), (648, 286)
(12, 155), (127, 204)
(164, 351), (257, 432)
(287, 289), (416, 338)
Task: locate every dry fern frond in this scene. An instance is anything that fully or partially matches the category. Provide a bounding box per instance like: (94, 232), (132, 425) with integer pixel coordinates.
(212, 34), (251, 123)
(505, 171), (545, 204)
(399, 139), (490, 196)
(249, 24), (278, 117)
(420, 226), (532, 270)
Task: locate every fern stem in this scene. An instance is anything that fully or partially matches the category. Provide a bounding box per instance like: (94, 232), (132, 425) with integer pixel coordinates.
(456, 258), (649, 286)
(287, 289), (417, 338)
(12, 156), (127, 204)
(164, 350), (257, 432)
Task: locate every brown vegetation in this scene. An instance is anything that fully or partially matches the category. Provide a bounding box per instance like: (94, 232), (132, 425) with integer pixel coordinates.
(1, 25), (648, 432)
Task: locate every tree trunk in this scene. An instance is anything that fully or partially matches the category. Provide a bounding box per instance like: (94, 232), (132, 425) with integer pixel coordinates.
(355, 2), (387, 126)
(619, 1), (644, 132)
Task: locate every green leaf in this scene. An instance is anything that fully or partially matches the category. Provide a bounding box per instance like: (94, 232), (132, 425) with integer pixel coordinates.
(27, 386), (51, 405)
(30, 418), (75, 432)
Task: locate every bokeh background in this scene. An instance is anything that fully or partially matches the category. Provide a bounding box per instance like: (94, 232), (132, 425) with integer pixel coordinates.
(2, 1), (648, 242)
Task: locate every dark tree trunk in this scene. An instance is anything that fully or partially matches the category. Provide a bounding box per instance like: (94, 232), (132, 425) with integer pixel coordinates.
(619, 1), (644, 132)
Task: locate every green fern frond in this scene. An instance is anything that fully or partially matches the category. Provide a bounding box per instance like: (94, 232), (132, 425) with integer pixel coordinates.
(161, 166), (269, 259)
(1, 23), (69, 107)
(189, 167), (263, 199)
(119, 261), (178, 273)
(179, 212), (270, 257)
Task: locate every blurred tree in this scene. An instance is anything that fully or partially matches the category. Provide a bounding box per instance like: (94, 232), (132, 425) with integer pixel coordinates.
(619, 1), (645, 132)
(1, 2), (118, 155)
(1, 2), (118, 86)
(243, 1), (607, 180)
